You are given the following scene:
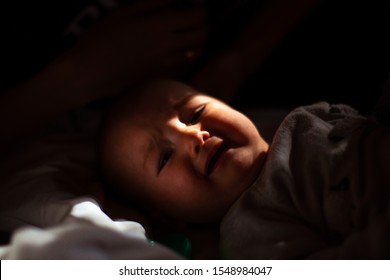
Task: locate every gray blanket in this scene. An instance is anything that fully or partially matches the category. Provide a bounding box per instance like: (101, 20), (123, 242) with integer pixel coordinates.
(221, 95), (390, 259)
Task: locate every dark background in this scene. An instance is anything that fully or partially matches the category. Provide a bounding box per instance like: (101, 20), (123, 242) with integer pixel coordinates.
(1, 0), (389, 114)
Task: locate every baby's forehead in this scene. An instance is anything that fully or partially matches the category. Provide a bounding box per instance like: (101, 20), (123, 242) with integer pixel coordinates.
(109, 80), (203, 129)
(128, 87), (196, 115)
(139, 83), (195, 104)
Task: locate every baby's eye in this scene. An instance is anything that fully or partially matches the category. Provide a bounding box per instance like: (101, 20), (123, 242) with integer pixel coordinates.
(188, 105), (205, 125)
(158, 149), (173, 173)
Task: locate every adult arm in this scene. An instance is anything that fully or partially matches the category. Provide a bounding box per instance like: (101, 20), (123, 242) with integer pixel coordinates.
(191, 0), (320, 101)
(0, 0), (208, 147)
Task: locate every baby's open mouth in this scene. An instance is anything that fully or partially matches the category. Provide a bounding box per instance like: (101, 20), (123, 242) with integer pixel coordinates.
(205, 141), (228, 176)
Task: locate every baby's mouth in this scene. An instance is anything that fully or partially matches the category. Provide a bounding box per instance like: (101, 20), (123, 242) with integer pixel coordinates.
(205, 141), (228, 176)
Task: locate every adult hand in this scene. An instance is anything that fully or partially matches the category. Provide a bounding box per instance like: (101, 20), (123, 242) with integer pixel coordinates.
(190, 0), (320, 103)
(67, 0), (209, 100)
(0, 0), (208, 145)
(189, 51), (247, 103)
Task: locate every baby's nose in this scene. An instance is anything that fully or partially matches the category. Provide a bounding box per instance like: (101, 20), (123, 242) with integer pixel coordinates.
(184, 128), (210, 157)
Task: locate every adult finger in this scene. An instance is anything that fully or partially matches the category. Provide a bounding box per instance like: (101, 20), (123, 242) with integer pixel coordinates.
(115, 0), (172, 18)
(175, 26), (209, 50)
(163, 8), (209, 31)
(163, 47), (204, 68)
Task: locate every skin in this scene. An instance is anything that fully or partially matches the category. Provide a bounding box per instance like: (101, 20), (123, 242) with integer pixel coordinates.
(0, 0), (320, 150)
(0, 0), (208, 148)
(191, 0), (319, 102)
(101, 80), (269, 223)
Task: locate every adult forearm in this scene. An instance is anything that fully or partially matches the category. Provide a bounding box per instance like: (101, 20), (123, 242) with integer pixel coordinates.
(231, 0), (320, 74)
(190, 0), (321, 102)
(0, 53), (94, 144)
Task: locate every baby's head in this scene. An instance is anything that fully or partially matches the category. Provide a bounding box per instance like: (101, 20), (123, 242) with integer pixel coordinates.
(99, 79), (268, 223)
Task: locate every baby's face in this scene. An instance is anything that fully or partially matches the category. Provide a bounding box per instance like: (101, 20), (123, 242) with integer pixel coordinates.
(104, 80), (268, 222)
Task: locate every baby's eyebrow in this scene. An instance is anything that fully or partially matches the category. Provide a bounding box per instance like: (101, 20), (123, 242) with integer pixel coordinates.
(173, 93), (196, 110)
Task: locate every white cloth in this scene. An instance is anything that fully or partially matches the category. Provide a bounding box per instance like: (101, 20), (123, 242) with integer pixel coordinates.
(0, 108), (104, 231)
(0, 107), (181, 259)
(0, 198), (181, 259)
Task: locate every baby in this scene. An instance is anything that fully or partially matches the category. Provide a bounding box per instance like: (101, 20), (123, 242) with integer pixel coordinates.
(99, 79), (269, 224)
(99, 79), (390, 259)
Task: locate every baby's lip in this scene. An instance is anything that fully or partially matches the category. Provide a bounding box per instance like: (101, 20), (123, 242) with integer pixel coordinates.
(205, 140), (228, 176)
